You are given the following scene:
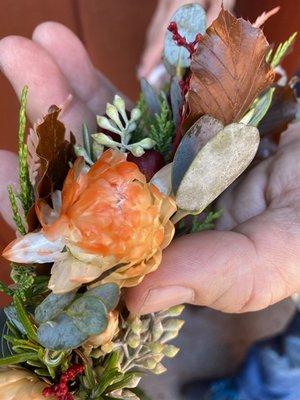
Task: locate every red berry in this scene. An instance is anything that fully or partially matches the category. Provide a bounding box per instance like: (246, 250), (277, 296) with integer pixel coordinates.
(168, 21), (178, 33)
(127, 150), (165, 181)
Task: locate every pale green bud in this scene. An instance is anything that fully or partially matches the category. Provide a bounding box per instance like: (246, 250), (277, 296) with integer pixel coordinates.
(106, 103), (124, 130)
(136, 137), (156, 150)
(130, 107), (142, 121)
(163, 319), (185, 332)
(149, 342), (164, 354)
(127, 334), (140, 349)
(160, 305), (185, 318)
(113, 95), (126, 112)
(92, 141), (104, 160)
(127, 121), (137, 133)
(101, 342), (115, 353)
(131, 317), (143, 335)
(161, 330), (179, 343)
(153, 353), (164, 363)
(141, 318), (150, 333)
(163, 344), (180, 358)
(123, 375), (141, 388)
(74, 145), (93, 165)
(97, 115), (120, 134)
(152, 363), (167, 375)
(140, 357), (157, 370)
(152, 321), (164, 341)
(92, 133), (118, 148)
(130, 145), (145, 157)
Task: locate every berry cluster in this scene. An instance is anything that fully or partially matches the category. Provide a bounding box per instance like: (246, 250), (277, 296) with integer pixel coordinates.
(167, 21), (202, 55)
(42, 364), (84, 400)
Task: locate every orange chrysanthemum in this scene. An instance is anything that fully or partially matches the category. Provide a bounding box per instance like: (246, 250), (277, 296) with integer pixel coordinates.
(3, 149), (176, 293)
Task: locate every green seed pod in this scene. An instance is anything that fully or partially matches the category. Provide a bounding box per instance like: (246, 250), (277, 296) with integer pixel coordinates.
(163, 319), (185, 332)
(127, 334), (140, 349)
(139, 357), (157, 370)
(131, 317), (143, 335)
(163, 344), (180, 358)
(152, 321), (164, 341)
(161, 330), (180, 343)
(160, 305), (185, 318)
(152, 363), (167, 375)
(149, 342), (164, 354)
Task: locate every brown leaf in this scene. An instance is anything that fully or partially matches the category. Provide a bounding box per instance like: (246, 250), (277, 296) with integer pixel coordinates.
(258, 84), (298, 139)
(27, 105), (75, 198)
(184, 8), (275, 129)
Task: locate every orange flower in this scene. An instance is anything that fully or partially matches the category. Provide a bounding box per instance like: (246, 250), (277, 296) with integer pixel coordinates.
(3, 150), (176, 293)
(0, 368), (54, 400)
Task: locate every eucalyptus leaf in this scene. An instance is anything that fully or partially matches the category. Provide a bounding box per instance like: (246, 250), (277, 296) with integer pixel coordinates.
(37, 313), (86, 350)
(4, 306), (27, 335)
(175, 123), (260, 212)
(172, 115), (224, 194)
(35, 291), (76, 324)
(170, 77), (183, 126)
(66, 295), (108, 336)
(163, 3), (206, 74)
(87, 283), (120, 311)
(140, 79), (160, 116)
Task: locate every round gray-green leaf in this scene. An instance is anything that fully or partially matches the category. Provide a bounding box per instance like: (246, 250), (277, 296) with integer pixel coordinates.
(172, 115), (224, 194)
(175, 123), (260, 212)
(66, 295), (108, 336)
(87, 283), (120, 311)
(35, 291), (76, 324)
(164, 4), (206, 73)
(37, 313), (86, 351)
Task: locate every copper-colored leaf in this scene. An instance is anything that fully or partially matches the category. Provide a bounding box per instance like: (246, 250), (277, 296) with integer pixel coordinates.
(27, 105), (75, 198)
(258, 84), (298, 139)
(184, 8), (275, 129)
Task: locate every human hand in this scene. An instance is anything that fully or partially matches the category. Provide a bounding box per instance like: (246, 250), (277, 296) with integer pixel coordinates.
(126, 123), (300, 314)
(138, 0), (236, 79)
(0, 22), (119, 227)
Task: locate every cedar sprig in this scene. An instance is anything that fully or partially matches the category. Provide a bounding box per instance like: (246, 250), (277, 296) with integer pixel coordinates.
(18, 86), (33, 215)
(7, 185), (26, 235)
(149, 99), (175, 160)
(190, 209), (223, 233)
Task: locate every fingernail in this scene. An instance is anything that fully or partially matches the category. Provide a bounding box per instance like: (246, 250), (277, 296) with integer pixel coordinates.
(139, 285), (195, 314)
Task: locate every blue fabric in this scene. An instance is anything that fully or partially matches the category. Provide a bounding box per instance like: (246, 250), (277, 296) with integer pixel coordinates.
(210, 314), (300, 400)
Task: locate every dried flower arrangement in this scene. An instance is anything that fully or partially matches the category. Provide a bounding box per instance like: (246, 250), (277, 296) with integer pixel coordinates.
(0, 3), (298, 400)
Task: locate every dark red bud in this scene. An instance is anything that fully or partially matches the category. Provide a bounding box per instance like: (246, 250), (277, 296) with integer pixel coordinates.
(128, 150), (165, 181)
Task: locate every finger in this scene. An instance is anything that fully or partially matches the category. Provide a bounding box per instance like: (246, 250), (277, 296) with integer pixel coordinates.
(0, 151), (18, 227)
(126, 204), (300, 315)
(32, 22), (118, 116)
(0, 35), (95, 138)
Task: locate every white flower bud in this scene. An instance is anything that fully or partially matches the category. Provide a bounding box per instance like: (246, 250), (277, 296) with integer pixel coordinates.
(101, 342), (115, 353)
(130, 145), (145, 157)
(113, 95), (127, 122)
(74, 145), (93, 165)
(97, 116), (120, 134)
(130, 107), (142, 122)
(163, 344), (180, 358)
(127, 122), (137, 133)
(140, 357), (157, 370)
(153, 353), (164, 363)
(92, 142), (104, 160)
(92, 133), (118, 148)
(136, 137), (156, 150)
(106, 103), (124, 130)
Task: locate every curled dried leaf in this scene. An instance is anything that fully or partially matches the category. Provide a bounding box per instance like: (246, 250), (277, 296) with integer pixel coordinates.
(184, 8), (275, 129)
(27, 105), (75, 198)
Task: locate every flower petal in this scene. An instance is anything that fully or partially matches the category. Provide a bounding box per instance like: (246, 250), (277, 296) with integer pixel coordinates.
(48, 253), (103, 294)
(2, 232), (64, 264)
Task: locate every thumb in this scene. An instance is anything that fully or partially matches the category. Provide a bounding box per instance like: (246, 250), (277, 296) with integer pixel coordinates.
(125, 230), (258, 315)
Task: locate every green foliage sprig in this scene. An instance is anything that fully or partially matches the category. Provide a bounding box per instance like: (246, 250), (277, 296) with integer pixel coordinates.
(18, 86), (33, 215)
(190, 209), (223, 233)
(267, 32), (298, 68)
(7, 186), (26, 235)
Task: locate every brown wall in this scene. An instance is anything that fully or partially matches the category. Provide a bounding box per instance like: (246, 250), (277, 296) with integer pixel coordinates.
(0, 0), (299, 304)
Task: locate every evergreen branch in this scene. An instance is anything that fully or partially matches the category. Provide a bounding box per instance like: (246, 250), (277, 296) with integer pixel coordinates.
(190, 209), (223, 233)
(18, 86), (33, 215)
(0, 281), (14, 296)
(13, 294), (37, 343)
(7, 186), (26, 235)
(148, 100), (174, 160)
(268, 32), (298, 68)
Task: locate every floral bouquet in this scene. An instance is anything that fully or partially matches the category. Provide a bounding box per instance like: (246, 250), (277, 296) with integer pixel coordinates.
(0, 3), (298, 400)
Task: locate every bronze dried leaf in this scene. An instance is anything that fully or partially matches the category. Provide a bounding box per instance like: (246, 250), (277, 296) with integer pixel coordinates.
(27, 105), (75, 198)
(184, 8), (275, 129)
